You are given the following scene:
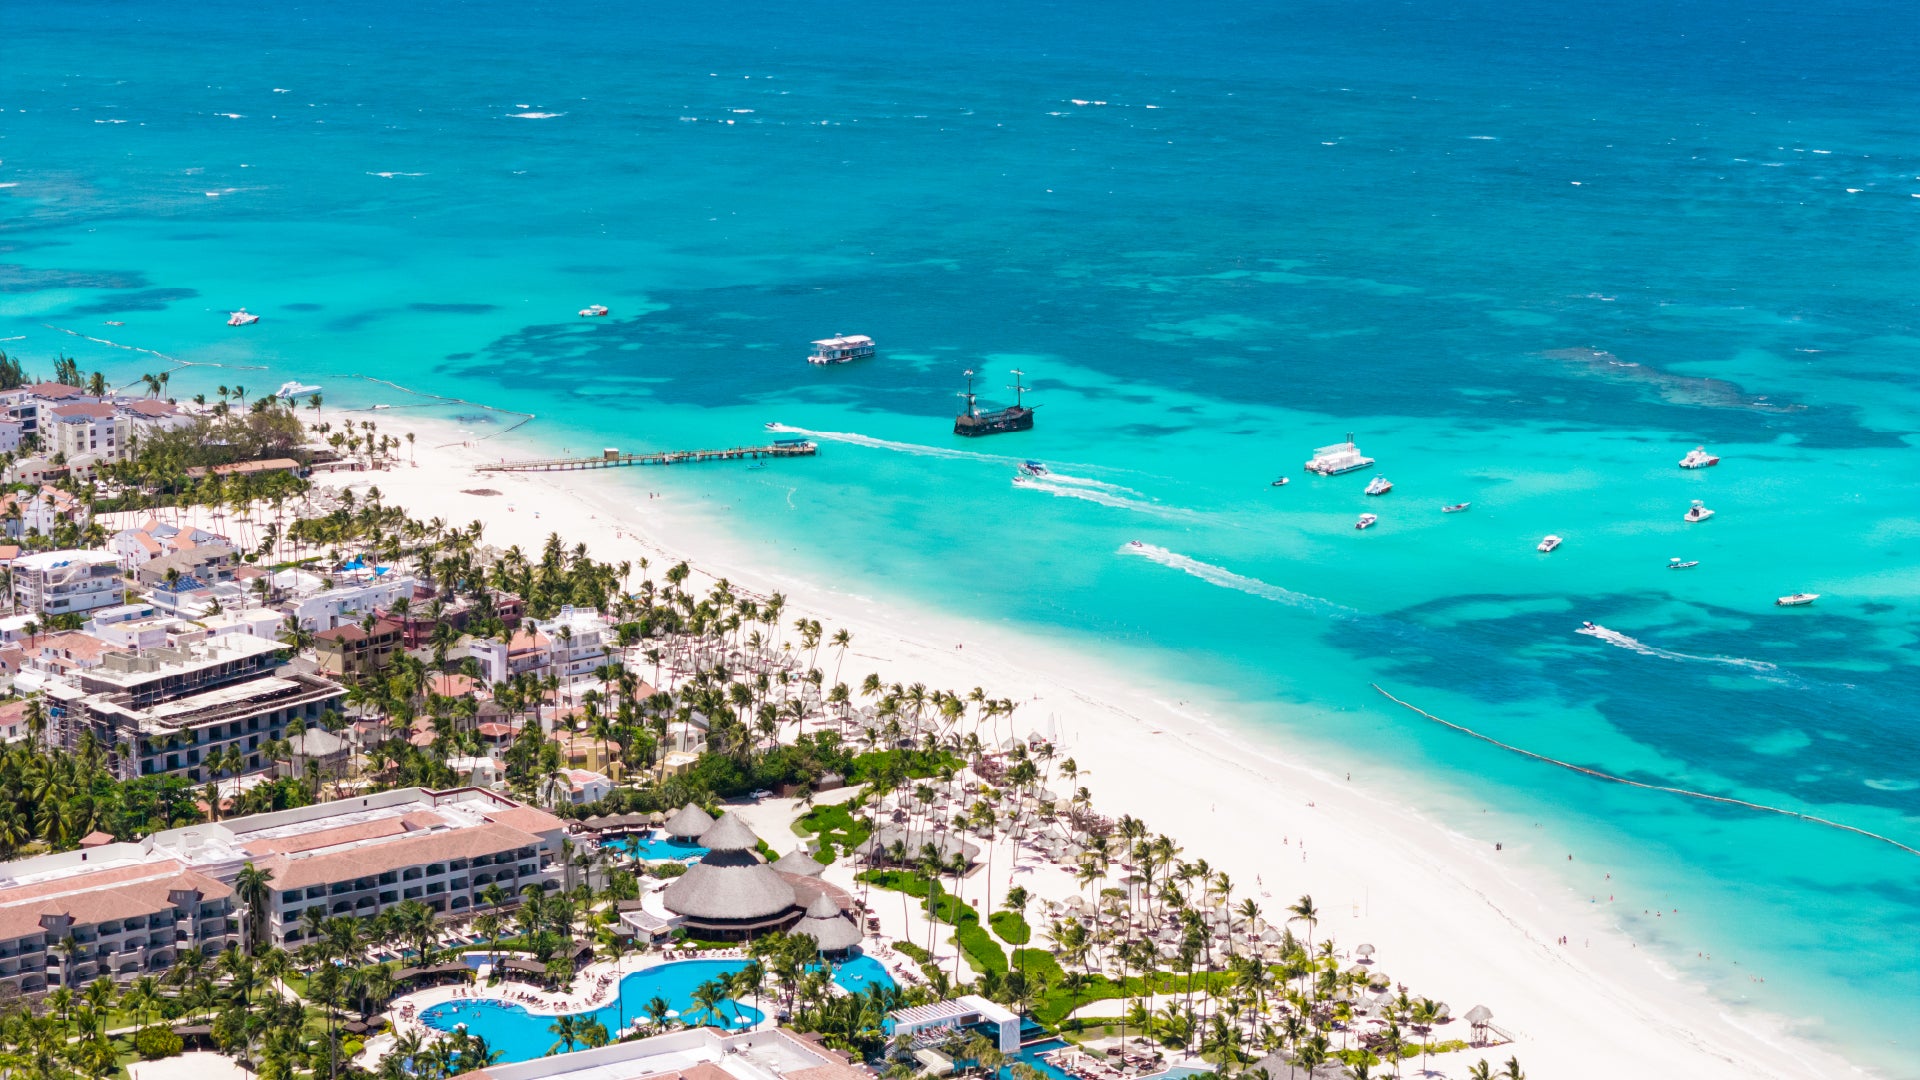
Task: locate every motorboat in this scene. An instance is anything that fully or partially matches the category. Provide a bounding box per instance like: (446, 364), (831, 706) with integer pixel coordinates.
(1355, 513), (1378, 530)
(1537, 534), (1563, 552)
(1668, 558), (1699, 569)
(1364, 475), (1393, 496)
(1305, 433), (1375, 476)
(1021, 460), (1048, 477)
(276, 380), (321, 399)
(227, 308), (259, 326)
(1271, 476), (1290, 487)
(1128, 539), (1146, 549)
(764, 421), (780, 429)
(1776, 593), (1819, 607)
(578, 304), (609, 317)
(1679, 446), (1720, 469)
(1442, 502), (1470, 513)
(1684, 499), (1714, 523)
(105, 320), (125, 327)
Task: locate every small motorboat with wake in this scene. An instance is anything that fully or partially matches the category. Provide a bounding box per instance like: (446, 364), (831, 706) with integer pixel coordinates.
(1355, 513), (1378, 530)
(1776, 593), (1819, 607)
(227, 308), (259, 326)
(1021, 460), (1048, 477)
(1128, 540), (1146, 549)
(1679, 446), (1720, 469)
(1537, 534), (1563, 552)
(578, 304), (609, 317)
(1271, 476), (1290, 487)
(1442, 502), (1470, 513)
(1668, 557), (1699, 569)
(1684, 499), (1714, 523)
(1364, 475), (1393, 496)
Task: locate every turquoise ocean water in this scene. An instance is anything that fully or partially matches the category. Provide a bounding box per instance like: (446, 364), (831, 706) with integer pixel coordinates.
(5, 0), (1918, 1070)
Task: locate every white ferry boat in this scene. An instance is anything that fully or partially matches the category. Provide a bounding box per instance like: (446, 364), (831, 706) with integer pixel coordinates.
(1364, 475), (1393, 496)
(1679, 446), (1720, 469)
(1537, 534), (1563, 552)
(1305, 433), (1375, 476)
(1776, 593), (1819, 607)
(1684, 499), (1715, 523)
(807, 334), (875, 365)
(227, 308), (259, 326)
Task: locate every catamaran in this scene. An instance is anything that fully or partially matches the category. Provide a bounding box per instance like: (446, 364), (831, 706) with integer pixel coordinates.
(1305, 434), (1374, 476)
(808, 334), (875, 365)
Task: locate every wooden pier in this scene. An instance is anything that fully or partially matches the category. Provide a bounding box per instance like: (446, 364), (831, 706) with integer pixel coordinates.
(477, 439), (817, 473)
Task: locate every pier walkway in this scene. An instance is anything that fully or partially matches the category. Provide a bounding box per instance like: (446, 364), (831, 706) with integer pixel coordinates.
(477, 439), (817, 473)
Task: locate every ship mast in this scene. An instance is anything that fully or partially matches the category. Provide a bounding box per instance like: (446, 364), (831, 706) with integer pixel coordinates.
(958, 369), (978, 418)
(1008, 368), (1029, 409)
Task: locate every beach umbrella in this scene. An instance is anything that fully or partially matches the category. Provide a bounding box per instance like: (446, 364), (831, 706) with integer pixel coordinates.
(1355, 943), (1375, 961)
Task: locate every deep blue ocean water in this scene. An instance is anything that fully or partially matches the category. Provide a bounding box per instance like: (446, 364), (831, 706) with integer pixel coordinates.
(5, 0), (1918, 1071)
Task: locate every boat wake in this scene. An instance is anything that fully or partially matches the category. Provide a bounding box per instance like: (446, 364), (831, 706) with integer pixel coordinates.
(1575, 624), (1778, 673)
(1121, 543), (1354, 618)
(766, 424), (1026, 466)
(1017, 480), (1197, 521)
(1033, 471), (1141, 497)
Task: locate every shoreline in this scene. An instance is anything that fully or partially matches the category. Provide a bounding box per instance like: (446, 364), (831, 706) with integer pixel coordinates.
(317, 400), (1869, 1080)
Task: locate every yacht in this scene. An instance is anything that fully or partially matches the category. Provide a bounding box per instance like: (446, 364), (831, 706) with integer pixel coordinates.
(1537, 534), (1563, 552)
(1021, 460), (1048, 477)
(1684, 499), (1715, 523)
(1776, 593), (1819, 607)
(1679, 446), (1720, 469)
(1305, 433), (1375, 476)
(578, 304), (610, 318)
(1364, 475), (1393, 496)
(275, 380), (321, 399)
(1355, 513), (1378, 530)
(808, 334), (875, 365)
(1668, 557), (1699, 569)
(1442, 502), (1470, 513)
(227, 308), (259, 326)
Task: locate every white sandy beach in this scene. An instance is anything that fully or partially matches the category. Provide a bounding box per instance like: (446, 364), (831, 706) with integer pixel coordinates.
(292, 407), (1865, 1080)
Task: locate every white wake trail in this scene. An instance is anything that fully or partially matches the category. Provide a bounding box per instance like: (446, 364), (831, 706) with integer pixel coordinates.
(765, 424), (1023, 466)
(1017, 480), (1202, 521)
(1120, 543), (1355, 617)
(1575, 624), (1778, 672)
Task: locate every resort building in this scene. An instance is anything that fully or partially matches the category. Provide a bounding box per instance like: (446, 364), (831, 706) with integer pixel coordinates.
(44, 401), (124, 462)
(0, 486), (90, 539)
(653, 811), (856, 946)
(461, 1025), (872, 1080)
(530, 605), (612, 681)
(44, 636), (346, 782)
(790, 891), (861, 956)
(10, 549), (123, 616)
(886, 996), (1022, 1055)
(291, 575), (419, 633)
(134, 544), (239, 588)
(315, 617), (405, 681)
(0, 788), (565, 989)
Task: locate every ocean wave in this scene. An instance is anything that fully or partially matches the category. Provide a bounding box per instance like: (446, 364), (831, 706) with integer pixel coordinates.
(1120, 543), (1354, 617)
(1575, 624), (1778, 673)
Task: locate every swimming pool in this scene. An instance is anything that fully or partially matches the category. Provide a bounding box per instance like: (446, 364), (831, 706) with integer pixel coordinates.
(829, 952), (895, 994)
(600, 831), (709, 862)
(1001, 1040), (1077, 1080)
(420, 959), (761, 1061)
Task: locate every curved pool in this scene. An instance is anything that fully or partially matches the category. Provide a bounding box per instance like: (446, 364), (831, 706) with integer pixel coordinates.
(830, 953), (895, 994)
(421, 959), (761, 1062)
(600, 831), (708, 862)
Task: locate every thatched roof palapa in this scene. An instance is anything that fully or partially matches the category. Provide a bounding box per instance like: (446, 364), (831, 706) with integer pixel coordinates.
(790, 890), (861, 953)
(662, 811), (797, 924)
(773, 847), (828, 877)
(663, 803), (716, 840)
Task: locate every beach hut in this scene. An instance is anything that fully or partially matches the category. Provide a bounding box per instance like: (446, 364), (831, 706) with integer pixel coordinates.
(773, 847), (827, 877)
(661, 811), (799, 940)
(662, 802), (716, 841)
(790, 891), (862, 955)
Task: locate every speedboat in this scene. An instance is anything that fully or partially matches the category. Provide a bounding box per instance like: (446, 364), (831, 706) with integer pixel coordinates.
(578, 304), (609, 317)
(1364, 475), (1393, 496)
(1776, 593), (1819, 607)
(1128, 540), (1145, 549)
(1021, 460), (1048, 477)
(1271, 476), (1290, 487)
(227, 308), (259, 326)
(1668, 558), (1699, 569)
(1355, 513), (1378, 530)
(1684, 500), (1714, 523)
(1537, 534), (1563, 552)
(764, 421), (779, 429)
(1442, 502), (1470, 513)
(1679, 446), (1720, 469)
(276, 380), (321, 399)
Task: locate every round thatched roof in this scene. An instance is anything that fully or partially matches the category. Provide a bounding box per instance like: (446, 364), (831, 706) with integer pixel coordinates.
(791, 892), (861, 952)
(662, 855), (796, 921)
(663, 803), (716, 840)
(697, 811), (761, 852)
(773, 847), (827, 877)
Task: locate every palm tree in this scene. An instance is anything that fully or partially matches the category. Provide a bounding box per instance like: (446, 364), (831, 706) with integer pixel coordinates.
(547, 1014), (583, 1055)
(1466, 1062), (1494, 1080)
(234, 862), (275, 953)
(1287, 894), (1319, 952)
(1503, 1057), (1526, 1080)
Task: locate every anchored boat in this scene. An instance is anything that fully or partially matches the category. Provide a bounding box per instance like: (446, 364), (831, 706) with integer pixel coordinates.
(1679, 446), (1720, 469)
(1537, 534), (1563, 552)
(1776, 593), (1819, 607)
(954, 368), (1035, 437)
(808, 334), (875, 365)
(1305, 433), (1375, 476)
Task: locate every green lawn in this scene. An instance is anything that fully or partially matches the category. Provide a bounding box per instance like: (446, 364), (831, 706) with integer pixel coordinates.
(792, 802), (871, 862)
(857, 869), (1007, 975)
